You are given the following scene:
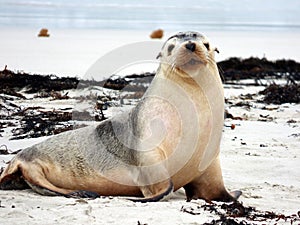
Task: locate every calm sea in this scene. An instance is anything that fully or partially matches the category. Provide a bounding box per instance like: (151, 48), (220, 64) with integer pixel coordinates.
(0, 0), (299, 31)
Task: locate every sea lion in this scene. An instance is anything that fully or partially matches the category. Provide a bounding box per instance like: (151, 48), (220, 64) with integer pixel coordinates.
(0, 31), (241, 202)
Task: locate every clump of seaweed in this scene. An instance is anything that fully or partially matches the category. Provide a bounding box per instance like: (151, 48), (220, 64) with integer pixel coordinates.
(181, 201), (300, 225)
(218, 57), (300, 83)
(259, 83), (300, 104)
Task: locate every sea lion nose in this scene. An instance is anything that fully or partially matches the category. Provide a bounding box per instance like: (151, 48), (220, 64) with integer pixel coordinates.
(185, 42), (196, 52)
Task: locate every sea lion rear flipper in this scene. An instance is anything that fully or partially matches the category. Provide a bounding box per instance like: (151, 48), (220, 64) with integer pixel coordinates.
(21, 181), (100, 199)
(0, 170), (29, 190)
(66, 190), (100, 199)
(25, 182), (63, 196)
(1, 157), (75, 196)
(0, 158), (29, 190)
(20, 168), (76, 196)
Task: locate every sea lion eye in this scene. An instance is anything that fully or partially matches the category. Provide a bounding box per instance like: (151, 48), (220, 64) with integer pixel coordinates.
(204, 43), (210, 50)
(167, 44), (175, 55)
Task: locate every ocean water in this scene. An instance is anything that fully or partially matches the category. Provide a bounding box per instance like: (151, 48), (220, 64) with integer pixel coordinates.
(0, 0), (299, 32)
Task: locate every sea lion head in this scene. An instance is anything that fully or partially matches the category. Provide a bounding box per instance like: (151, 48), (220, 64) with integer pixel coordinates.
(157, 31), (219, 77)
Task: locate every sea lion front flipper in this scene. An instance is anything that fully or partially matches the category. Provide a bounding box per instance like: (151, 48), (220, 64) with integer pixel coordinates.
(229, 190), (242, 200)
(128, 145), (174, 202)
(184, 156), (241, 202)
(127, 179), (174, 203)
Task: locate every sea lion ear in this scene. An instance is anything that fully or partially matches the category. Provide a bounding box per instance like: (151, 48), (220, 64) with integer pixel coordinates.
(214, 47), (220, 54)
(156, 52), (162, 59)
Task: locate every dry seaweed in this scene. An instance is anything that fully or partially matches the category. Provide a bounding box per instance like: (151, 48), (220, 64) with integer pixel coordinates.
(0, 68), (154, 95)
(1, 57), (300, 95)
(0, 145), (9, 155)
(181, 201), (300, 225)
(0, 69), (79, 93)
(10, 111), (73, 140)
(259, 83), (300, 104)
(218, 57), (300, 83)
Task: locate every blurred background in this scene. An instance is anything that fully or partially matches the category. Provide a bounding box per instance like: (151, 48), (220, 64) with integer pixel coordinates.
(0, 0), (299, 31)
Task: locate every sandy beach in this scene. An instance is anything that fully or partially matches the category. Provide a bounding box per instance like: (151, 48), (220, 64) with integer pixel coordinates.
(0, 27), (300, 224)
(0, 76), (299, 225)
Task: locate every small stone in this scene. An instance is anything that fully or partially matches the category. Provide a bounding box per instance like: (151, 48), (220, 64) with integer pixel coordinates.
(260, 144), (268, 147)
